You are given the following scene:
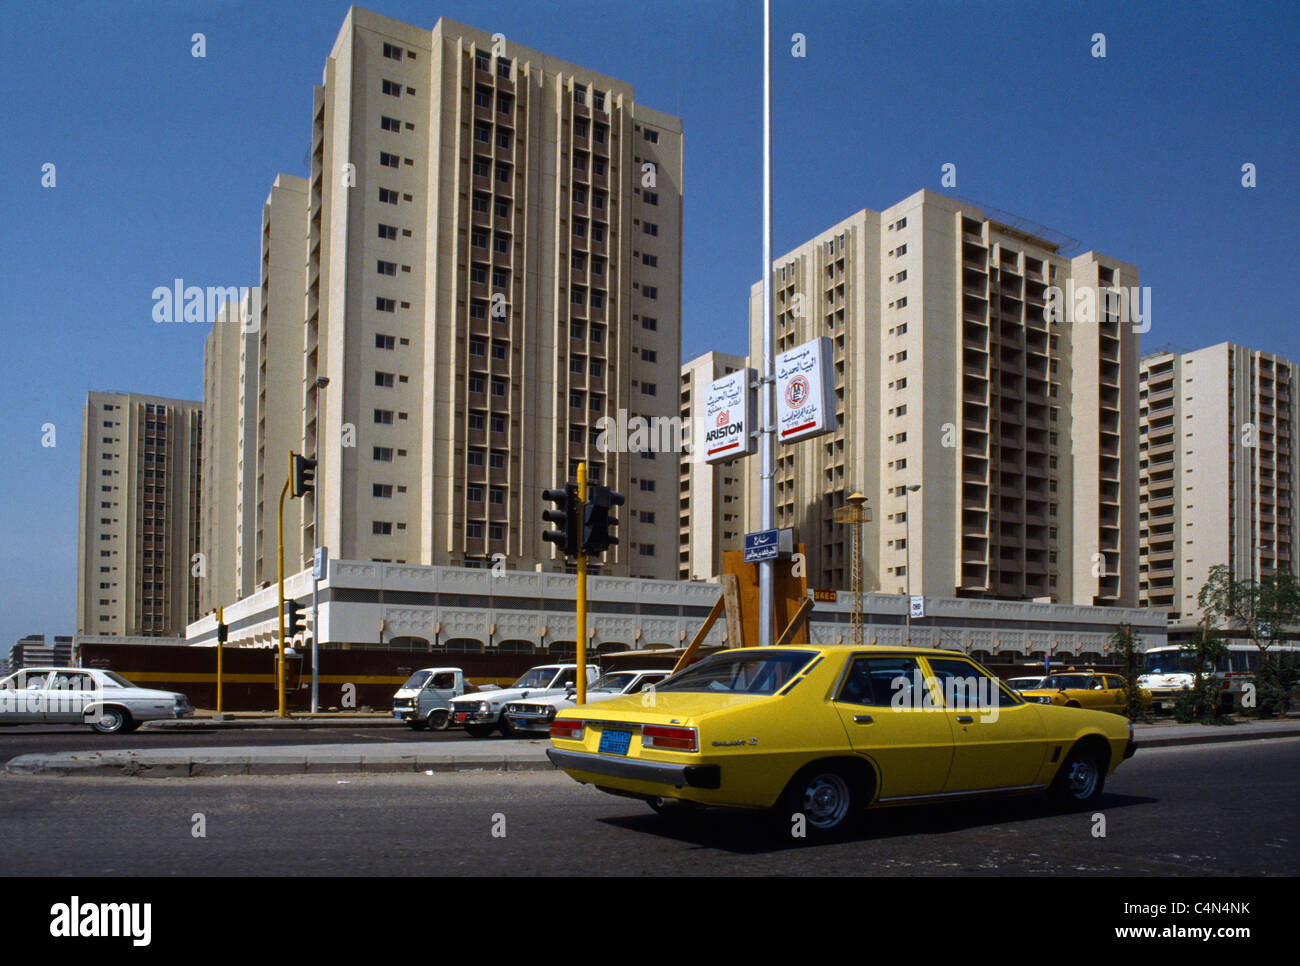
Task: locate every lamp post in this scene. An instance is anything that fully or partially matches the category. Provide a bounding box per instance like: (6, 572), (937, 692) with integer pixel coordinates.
(904, 483), (920, 645)
(311, 375), (329, 714)
(832, 493), (872, 648)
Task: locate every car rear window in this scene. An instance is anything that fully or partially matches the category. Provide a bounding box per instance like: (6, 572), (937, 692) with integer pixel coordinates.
(656, 650), (818, 695)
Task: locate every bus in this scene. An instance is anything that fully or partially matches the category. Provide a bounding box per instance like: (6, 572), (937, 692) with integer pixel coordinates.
(1138, 642), (1300, 712)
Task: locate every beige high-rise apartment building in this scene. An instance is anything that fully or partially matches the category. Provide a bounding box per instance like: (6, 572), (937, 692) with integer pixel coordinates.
(744, 189), (1140, 606)
(77, 392), (203, 636)
(254, 174), (309, 589)
(679, 351), (747, 579)
(300, 8), (681, 577)
(1139, 343), (1299, 622)
(200, 295), (257, 614)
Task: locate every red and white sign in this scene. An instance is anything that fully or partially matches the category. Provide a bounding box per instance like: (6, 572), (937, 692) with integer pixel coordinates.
(775, 337), (836, 444)
(698, 367), (756, 464)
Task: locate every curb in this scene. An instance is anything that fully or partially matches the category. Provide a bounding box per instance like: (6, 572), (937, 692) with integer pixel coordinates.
(1134, 726), (1300, 749)
(4, 753), (554, 778)
(145, 717), (404, 731)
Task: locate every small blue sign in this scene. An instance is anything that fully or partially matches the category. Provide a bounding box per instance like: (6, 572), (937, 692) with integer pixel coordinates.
(744, 528), (781, 563)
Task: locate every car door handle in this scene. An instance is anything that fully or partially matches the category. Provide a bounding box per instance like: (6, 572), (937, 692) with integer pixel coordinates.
(853, 715), (874, 724)
(956, 715), (974, 724)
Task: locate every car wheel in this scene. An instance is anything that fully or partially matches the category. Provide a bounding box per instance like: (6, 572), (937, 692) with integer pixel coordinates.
(1049, 743), (1107, 808)
(426, 709), (450, 731)
(778, 765), (861, 839)
(464, 723), (495, 739)
(497, 717), (516, 738)
(407, 719), (427, 731)
(89, 707), (132, 735)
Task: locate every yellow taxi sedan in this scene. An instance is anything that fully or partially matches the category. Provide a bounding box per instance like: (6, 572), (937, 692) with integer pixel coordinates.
(1018, 671), (1149, 715)
(546, 646), (1135, 837)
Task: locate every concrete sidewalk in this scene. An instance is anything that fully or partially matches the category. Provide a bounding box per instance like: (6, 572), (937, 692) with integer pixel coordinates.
(6, 717), (1298, 779)
(146, 712), (404, 730)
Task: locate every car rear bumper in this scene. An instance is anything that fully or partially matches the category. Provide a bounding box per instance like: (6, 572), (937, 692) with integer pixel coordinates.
(546, 748), (720, 790)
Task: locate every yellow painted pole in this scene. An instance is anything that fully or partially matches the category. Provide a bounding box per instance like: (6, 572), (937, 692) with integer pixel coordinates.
(576, 461), (587, 706)
(216, 605), (223, 715)
(276, 454), (292, 718)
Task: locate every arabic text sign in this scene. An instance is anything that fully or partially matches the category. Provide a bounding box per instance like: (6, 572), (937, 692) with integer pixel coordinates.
(699, 367), (756, 464)
(743, 528), (781, 563)
(775, 336), (836, 445)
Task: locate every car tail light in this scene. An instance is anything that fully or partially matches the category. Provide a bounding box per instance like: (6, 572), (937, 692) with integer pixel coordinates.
(550, 719), (584, 741)
(642, 725), (698, 752)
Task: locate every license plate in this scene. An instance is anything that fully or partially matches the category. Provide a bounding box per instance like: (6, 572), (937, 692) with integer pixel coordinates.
(393, 711), (403, 719)
(598, 729), (631, 756)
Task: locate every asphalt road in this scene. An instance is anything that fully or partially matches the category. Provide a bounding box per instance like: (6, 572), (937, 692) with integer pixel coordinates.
(1, 738), (1295, 876)
(0, 724), (486, 763)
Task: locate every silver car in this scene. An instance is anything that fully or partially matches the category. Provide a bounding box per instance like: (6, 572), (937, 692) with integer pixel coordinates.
(0, 667), (193, 734)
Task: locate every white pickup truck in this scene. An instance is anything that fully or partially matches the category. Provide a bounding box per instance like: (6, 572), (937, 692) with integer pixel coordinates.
(449, 663), (598, 738)
(503, 669), (670, 735)
(0, 667), (193, 734)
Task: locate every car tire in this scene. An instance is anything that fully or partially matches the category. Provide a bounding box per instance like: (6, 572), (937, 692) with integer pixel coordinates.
(497, 717), (516, 738)
(407, 719), (427, 731)
(1048, 742), (1107, 808)
(426, 709), (450, 731)
(89, 707), (132, 735)
(777, 764), (862, 840)
(464, 723), (495, 739)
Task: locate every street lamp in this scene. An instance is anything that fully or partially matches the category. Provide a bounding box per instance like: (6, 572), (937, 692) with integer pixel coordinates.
(311, 375), (329, 714)
(904, 483), (921, 645)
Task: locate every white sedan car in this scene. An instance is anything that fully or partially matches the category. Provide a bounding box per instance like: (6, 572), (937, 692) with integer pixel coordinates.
(503, 669), (670, 735)
(0, 667), (193, 734)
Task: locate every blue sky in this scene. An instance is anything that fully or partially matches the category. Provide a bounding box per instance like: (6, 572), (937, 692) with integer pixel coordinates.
(1, 0), (1296, 647)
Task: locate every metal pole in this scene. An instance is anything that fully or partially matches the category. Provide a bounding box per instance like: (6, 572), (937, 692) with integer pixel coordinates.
(216, 605), (223, 715)
(905, 484), (919, 644)
(758, 0), (775, 645)
(576, 461), (588, 705)
(276, 462), (291, 717)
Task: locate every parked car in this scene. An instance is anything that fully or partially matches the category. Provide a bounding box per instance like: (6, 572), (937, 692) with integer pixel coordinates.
(449, 663), (598, 738)
(547, 646), (1135, 838)
(504, 669), (669, 735)
(1006, 675), (1046, 692)
(0, 667), (193, 734)
(1018, 671), (1150, 715)
(391, 667), (482, 730)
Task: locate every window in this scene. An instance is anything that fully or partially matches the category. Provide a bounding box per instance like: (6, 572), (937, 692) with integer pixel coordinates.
(471, 228), (488, 248)
(590, 359), (604, 378)
(467, 522), (484, 540)
(469, 375), (486, 394)
(490, 486), (505, 505)
(475, 51), (490, 71)
(373, 484), (394, 498)
(641, 316), (657, 331)
(494, 199), (509, 218)
(374, 409), (394, 425)
(570, 356), (586, 375)
(468, 448), (485, 467)
(639, 544), (656, 557)
(383, 42), (402, 60)
(642, 382), (657, 396)
(381, 115), (400, 132)
(470, 301), (487, 320)
(469, 337), (486, 357)
(489, 523), (505, 541)
(378, 223), (398, 240)
(491, 414), (506, 433)
(493, 233), (510, 254)
(373, 521), (393, 535)
(590, 394), (604, 412)
(475, 123), (491, 144)
(590, 324), (604, 344)
(569, 392), (584, 409)
(468, 411), (485, 430)
(490, 341), (507, 360)
(497, 94), (512, 115)
(497, 59), (511, 79)
(489, 450), (506, 469)
(496, 130), (512, 149)
(467, 485), (484, 502)
(640, 479), (656, 492)
(375, 371), (395, 387)
(491, 377), (507, 397)
(643, 128), (659, 143)
(379, 151), (399, 168)
(496, 164), (511, 184)
(373, 447), (394, 462)
(472, 157), (489, 177)
(643, 191), (659, 205)
(377, 260), (397, 276)
(642, 222), (658, 236)
(641, 253), (657, 267)
(642, 286), (657, 299)
(470, 264), (487, 284)
(382, 79), (401, 97)
(378, 188), (399, 205)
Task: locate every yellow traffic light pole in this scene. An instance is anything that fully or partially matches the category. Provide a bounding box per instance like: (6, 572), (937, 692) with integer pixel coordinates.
(275, 452), (292, 718)
(576, 461), (587, 706)
(216, 605), (224, 715)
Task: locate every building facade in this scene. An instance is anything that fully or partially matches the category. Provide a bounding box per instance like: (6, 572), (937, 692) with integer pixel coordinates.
(744, 189), (1141, 606)
(299, 9), (682, 580)
(679, 351), (747, 579)
(1139, 343), (1299, 622)
(77, 392), (203, 637)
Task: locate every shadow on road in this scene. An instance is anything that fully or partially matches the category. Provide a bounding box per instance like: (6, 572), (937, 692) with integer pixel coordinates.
(597, 791), (1158, 855)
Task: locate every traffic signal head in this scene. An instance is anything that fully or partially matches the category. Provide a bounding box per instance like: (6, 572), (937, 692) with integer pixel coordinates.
(285, 599), (306, 639)
(582, 485), (625, 556)
(291, 454), (317, 498)
(542, 484), (580, 558)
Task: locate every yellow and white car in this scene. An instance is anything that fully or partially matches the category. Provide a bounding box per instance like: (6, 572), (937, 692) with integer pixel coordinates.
(1018, 671), (1149, 716)
(547, 646), (1135, 836)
